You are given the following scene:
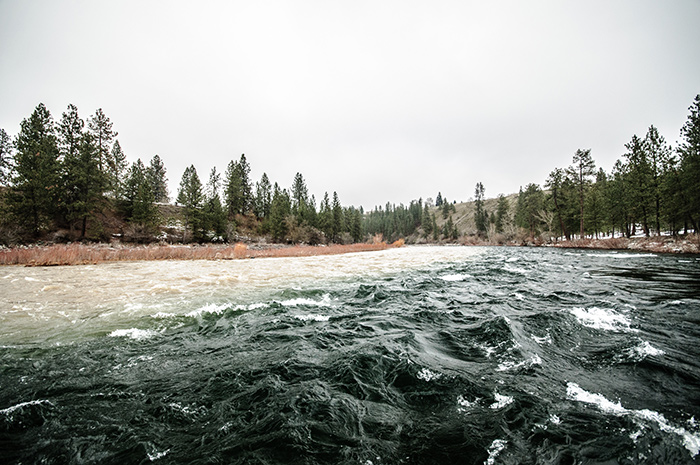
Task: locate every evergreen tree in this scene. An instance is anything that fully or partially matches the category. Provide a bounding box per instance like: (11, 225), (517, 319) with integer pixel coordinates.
(474, 182), (487, 235)
(87, 108), (117, 173)
(107, 140), (128, 199)
(254, 172), (272, 219)
(584, 168), (607, 238)
(545, 168), (569, 239)
(318, 192), (333, 240)
(431, 213), (439, 241)
(567, 149), (596, 238)
(495, 194), (509, 234)
(678, 94), (700, 231)
(204, 167), (227, 240)
(58, 104), (84, 161)
(268, 183), (291, 242)
(435, 192), (443, 207)
(642, 125), (671, 235)
(7, 103), (61, 236)
(224, 154), (252, 216)
(515, 183), (545, 239)
(61, 132), (106, 238)
(422, 204), (433, 237)
(331, 191), (344, 242)
(177, 165), (205, 241)
(146, 154), (169, 203)
(623, 135), (653, 236)
(0, 128), (12, 185)
(124, 159), (160, 231)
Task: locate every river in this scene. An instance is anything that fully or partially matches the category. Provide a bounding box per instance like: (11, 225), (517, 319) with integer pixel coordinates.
(1, 246), (699, 464)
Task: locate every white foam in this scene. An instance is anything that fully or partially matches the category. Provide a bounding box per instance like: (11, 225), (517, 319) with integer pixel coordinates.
(148, 449), (170, 461)
(416, 368), (442, 382)
(440, 273), (471, 282)
(549, 414), (561, 425)
(109, 328), (159, 340)
(566, 382), (700, 457)
(628, 340), (665, 360)
(280, 294), (332, 308)
(490, 392), (514, 409)
(496, 354), (542, 372)
(293, 314), (330, 322)
(0, 399), (54, 416)
(186, 303), (228, 318)
(457, 395), (476, 412)
(570, 307), (635, 332)
(485, 439), (507, 465)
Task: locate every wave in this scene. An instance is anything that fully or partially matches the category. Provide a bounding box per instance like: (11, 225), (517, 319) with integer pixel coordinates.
(570, 307), (635, 332)
(566, 382), (700, 457)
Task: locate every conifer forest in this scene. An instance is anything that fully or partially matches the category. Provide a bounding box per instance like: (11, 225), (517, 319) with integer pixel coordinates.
(0, 95), (698, 246)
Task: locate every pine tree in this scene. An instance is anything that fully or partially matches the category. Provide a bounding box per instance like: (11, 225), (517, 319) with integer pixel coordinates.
(623, 135), (653, 236)
(7, 103), (61, 236)
(678, 94), (700, 231)
(545, 168), (569, 239)
(124, 159), (159, 231)
(61, 132), (106, 238)
(204, 167), (227, 240)
(107, 140), (128, 199)
(268, 183), (291, 242)
(254, 172), (272, 219)
(331, 191), (344, 242)
(495, 194), (509, 234)
(474, 182), (487, 236)
(318, 192), (333, 240)
(146, 154), (169, 203)
(224, 154), (252, 216)
(567, 149), (596, 238)
(642, 125), (671, 235)
(177, 165), (205, 241)
(87, 108), (117, 173)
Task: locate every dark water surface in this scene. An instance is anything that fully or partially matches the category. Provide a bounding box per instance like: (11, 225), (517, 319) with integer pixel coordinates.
(2, 246), (700, 464)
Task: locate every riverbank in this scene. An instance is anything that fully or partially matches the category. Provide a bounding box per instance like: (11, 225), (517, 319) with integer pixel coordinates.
(0, 241), (402, 266)
(546, 235), (700, 254)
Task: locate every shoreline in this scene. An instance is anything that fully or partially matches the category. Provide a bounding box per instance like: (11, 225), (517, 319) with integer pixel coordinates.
(0, 242), (400, 267)
(0, 235), (697, 266)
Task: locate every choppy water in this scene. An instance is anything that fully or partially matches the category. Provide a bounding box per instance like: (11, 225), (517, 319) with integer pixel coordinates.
(2, 246), (700, 464)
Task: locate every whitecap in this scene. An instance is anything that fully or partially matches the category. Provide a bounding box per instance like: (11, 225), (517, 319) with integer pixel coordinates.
(0, 399), (54, 416)
(440, 273), (471, 282)
(280, 294), (332, 307)
(485, 439), (507, 465)
(628, 340), (665, 360)
(416, 368), (442, 382)
(108, 328), (159, 340)
(570, 307), (635, 332)
(148, 449), (170, 461)
(496, 354), (542, 372)
(457, 395), (477, 412)
(293, 314), (330, 322)
(566, 382), (700, 457)
(490, 392), (514, 409)
(186, 302), (229, 318)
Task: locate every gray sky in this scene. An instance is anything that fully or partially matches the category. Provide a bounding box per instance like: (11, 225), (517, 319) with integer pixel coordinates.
(1, 1), (699, 209)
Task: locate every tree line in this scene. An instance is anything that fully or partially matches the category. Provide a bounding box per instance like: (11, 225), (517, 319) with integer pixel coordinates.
(0, 103), (168, 242)
(1, 95), (698, 245)
(174, 156), (364, 244)
(0, 103), (364, 244)
(513, 94), (700, 241)
(360, 94), (700, 244)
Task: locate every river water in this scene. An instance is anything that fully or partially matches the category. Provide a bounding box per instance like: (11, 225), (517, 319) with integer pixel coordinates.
(1, 246), (700, 464)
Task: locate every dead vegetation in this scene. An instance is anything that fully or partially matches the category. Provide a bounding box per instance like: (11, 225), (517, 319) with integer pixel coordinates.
(0, 241), (401, 266)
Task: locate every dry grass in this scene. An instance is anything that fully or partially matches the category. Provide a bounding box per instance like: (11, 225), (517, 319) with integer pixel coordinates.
(0, 241), (399, 266)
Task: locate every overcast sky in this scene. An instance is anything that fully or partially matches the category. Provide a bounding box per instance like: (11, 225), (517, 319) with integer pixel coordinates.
(1, 1), (699, 208)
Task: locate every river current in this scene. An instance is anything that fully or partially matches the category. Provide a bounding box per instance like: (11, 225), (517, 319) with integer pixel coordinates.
(1, 246), (700, 464)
